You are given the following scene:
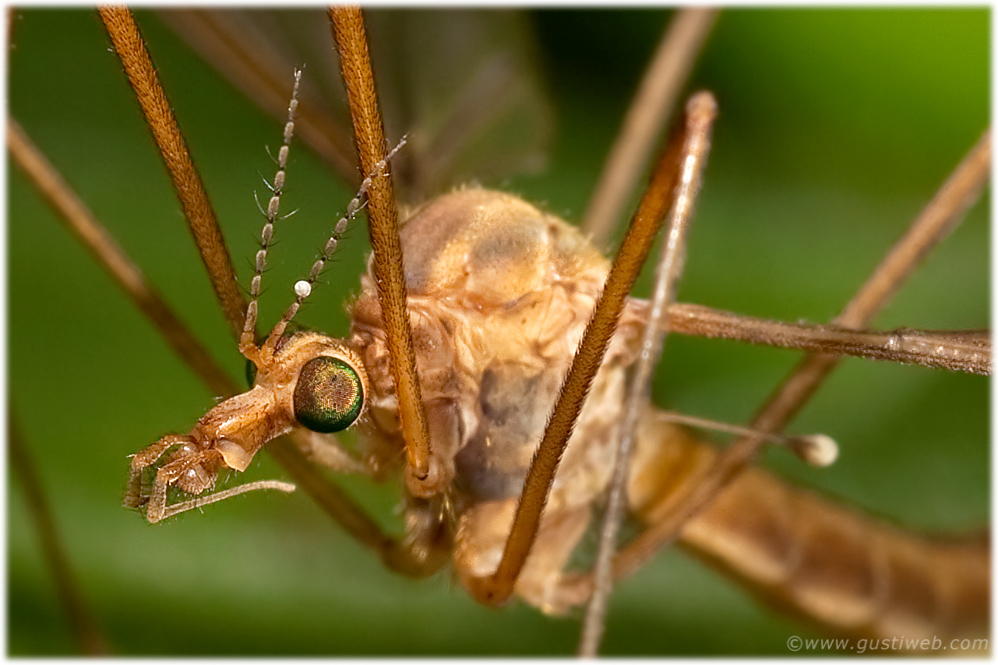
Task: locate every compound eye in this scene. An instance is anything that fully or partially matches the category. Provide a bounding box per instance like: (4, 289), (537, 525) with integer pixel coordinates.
(293, 356), (364, 433)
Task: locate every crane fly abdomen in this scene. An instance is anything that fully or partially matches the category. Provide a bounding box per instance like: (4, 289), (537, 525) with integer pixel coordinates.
(350, 188), (645, 610)
(629, 411), (990, 642)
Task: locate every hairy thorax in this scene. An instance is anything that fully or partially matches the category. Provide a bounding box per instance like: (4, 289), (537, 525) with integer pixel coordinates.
(349, 188), (643, 610)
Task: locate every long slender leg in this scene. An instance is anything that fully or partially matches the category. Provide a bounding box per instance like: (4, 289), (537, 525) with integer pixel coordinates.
(99, 7), (246, 338)
(294, 429), (372, 476)
(265, 437), (450, 579)
(580, 91), (717, 655)
(659, 303), (990, 375)
(583, 8), (718, 245)
(9, 414), (109, 655)
(7, 119), (231, 396)
(329, 7), (435, 497)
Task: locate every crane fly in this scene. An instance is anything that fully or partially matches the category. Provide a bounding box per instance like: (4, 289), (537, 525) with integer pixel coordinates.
(8, 7), (988, 656)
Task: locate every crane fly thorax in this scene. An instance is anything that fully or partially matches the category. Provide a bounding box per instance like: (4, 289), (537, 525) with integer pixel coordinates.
(351, 190), (645, 567)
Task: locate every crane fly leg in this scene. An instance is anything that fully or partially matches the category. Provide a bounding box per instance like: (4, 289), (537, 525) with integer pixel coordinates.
(329, 7), (436, 495)
(99, 7), (247, 339)
(294, 430), (374, 477)
(455, 499), (592, 613)
(583, 7), (718, 244)
(581, 91), (717, 654)
(7, 120), (233, 396)
(9, 415), (109, 655)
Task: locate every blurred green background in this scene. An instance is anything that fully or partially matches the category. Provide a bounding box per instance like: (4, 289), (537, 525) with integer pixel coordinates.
(8, 8), (988, 656)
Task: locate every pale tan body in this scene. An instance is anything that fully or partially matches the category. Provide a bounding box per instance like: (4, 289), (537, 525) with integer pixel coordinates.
(128, 187), (987, 642)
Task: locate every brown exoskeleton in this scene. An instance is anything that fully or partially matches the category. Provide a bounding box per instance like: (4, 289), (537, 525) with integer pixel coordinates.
(7, 6), (992, 660)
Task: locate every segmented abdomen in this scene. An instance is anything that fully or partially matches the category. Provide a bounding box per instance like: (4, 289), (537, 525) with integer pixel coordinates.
(629, 410), (989, 644)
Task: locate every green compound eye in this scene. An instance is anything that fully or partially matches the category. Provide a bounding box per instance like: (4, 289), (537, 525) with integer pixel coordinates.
(293, 356), (364, 433)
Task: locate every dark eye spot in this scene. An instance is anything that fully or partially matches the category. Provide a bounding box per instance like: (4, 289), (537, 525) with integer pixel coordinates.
(293, 356), (364, 433)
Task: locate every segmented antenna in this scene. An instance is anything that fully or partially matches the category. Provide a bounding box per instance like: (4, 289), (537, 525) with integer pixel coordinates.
(259, 135), (408, 358)
(237, 68), (406, 367)
(240, 69), (303, 360)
